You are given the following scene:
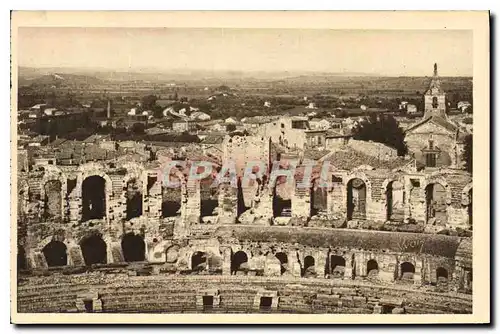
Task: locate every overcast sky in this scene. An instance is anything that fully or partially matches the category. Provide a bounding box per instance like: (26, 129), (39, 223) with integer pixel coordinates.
(17, 28), (473, 76)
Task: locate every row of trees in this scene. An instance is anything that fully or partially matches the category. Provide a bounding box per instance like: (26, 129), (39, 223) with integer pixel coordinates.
(352, 114), (408, 156)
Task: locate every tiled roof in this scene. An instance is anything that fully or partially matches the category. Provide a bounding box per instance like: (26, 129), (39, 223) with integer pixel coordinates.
(405, 115), (458, 134)
(322, 149), (413, 170)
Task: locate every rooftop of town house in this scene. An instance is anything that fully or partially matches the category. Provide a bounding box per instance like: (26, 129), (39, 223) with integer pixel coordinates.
(320, 149), (413, 171)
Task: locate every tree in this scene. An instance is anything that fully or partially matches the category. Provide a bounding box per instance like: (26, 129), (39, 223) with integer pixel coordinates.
(352, 114), (408, 156)
(462, 134), (472, 173)
(131, 122), (145, 134)
(141, 95), (157, 111)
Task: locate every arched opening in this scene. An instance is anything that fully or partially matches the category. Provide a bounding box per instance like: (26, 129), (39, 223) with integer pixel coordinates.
(425, 183), (448, 225)
(200, 177), (219, 217)
(273, 176), (292, 217)
(275, 252), (288, 275)
(125, 178), (143, 220)
(80, 234), (107, 265)
(231, 251), (248, 275)
(302, 255), (316, 278)
(82, 175), (106, 221)
(162, 175), (182, 217)
(18, 245), (27, 270)
(386, 181), (404, 222)
(400, 262), (415, 280)
(236, 178), (249, 217)
(43, 180), (62, 219)
(310, 178), (328, 216)
(42, 240), (67, 267)
(367, 259), (379, 276)
(330, 255), (346, 278)
(121, 233), (145, 262)
(432, 96), (438, 108)
(191, 251), (208, 272)
(436, 267), (448, 282)
(347, 178), (367, 220)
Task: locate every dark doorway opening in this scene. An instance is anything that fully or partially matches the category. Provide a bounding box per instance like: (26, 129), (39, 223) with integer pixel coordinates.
(347, 178), (367, 220)
(126, 178), (143, 220)
(302, 256), (316, 277)
(201, 178), (219, 217)
(203, 296), (214, 310)
(400, 262), (415, 280)
(191, 251), (208, 271)
(80, 234), (107, 265)
(18, 246), (27, 270)
(275, 252), (288, 275)
(83, 300), (93, 313)
(121, 233), (145, 262)
(42, 240), (67, 267)
(330, 255), (346, 278)
(162, 176), (182, 217)
(367, 259), (379, 276)
(231, 251), (248, 274)
(82, 175), (106, 221)
(260, 297), (273, 311)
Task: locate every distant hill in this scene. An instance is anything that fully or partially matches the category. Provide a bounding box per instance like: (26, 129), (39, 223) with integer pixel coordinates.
(18, 67), (105, 87)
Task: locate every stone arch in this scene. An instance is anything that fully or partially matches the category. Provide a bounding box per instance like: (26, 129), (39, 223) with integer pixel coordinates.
(329, 255), (346, 278)
(425, 181), (449, 225)
(302, 255), (316, 278)
(42, 180), (63, 220)
(346, 177), (368, 220)
(78, 167), (112, 222)
(42, 240), (68, 267)
(236, 177), (250, 217)
(200, 174), (219, 218)
(400, 261), (415, 280)
(231, 250), (249, 274)
(275, 252), (288, 275)
(162, 172), (184, 218)
(124, 176), (143, 220)
(436, 267), (449, 282)
(39, 168), (67, 220)
(310, 177), (328, 216)
(82, 175), (107, 221)
(191, 251), (208, 271)
(383, 178), (405, 222)
(272, 175), (293, 218)
(367, 259), (379, 276)
(80, 233), (107, 265)
(165, 245), (180, 263)
(121, 233), (145, 262)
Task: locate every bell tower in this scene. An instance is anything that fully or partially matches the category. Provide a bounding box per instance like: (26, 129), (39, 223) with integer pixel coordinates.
(423, 63), (447, 119)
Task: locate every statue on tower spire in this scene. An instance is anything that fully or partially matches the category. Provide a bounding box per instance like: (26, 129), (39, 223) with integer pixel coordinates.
(434, 63), (438, 77)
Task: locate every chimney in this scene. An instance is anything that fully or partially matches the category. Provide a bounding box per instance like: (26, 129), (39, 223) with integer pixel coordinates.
(107, 100), (111, 119)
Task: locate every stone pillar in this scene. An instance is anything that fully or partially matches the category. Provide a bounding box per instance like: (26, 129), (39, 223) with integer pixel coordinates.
(67, 244), (85, 266)
(344, 252), (353, 279)
(414, 259), (423, 286)
(29, 250), (48, 269)
(222, 247), (232, 276)
(108, 241), (125, 263)
(288, 250), (301, 277)
(315, 250), (327, 278)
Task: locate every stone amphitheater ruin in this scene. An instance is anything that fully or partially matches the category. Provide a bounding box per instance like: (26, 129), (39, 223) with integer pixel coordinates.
(16, 134), (473, 314)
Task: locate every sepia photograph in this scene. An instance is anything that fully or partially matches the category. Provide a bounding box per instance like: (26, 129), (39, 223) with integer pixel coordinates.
(10, 11), (490, 324)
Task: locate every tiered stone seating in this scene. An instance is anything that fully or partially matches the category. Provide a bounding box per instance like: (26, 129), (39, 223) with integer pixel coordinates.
(16, 273), (472, 314)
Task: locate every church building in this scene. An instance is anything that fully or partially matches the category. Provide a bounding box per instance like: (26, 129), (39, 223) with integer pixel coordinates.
(404, 63), (469, 170)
